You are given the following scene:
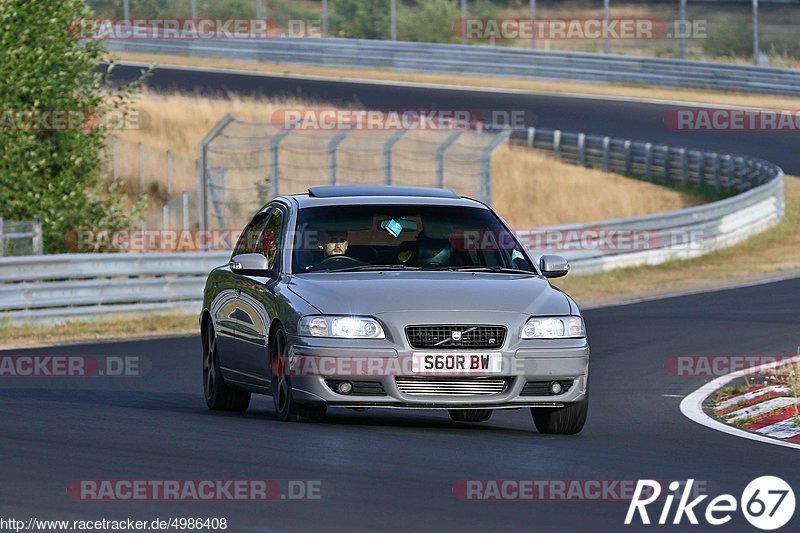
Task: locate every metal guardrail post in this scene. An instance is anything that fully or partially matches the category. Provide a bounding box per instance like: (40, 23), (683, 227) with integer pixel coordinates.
(0, 218), (4, 257)
(182, 192), (190, 230)
(577, 133), (586, 167)
(383, 129), (407, 185)
(527, 127), (536, 149)
(32, 218), (43, 255)
(163, 205), (169, 230)
(644, 142), (653, 180)
(623, 140), (632, 174)
(553, 130), (562, 160)
(436, 131), (464, 189)
(602, 136), (610, 172)
(270, 129), (291, 198)
(328, 129), (352, 186)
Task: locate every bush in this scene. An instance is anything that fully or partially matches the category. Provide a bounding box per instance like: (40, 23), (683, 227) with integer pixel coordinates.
(0, 0), (146, 253)
(703, 17), (754, 59)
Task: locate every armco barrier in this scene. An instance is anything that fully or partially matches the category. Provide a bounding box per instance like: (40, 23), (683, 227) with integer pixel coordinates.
(0, 127), (784, 325)
(106, 37), (800, 96)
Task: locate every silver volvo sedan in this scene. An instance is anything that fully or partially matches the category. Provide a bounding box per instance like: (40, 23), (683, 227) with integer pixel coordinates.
(201, 186), (590, 434)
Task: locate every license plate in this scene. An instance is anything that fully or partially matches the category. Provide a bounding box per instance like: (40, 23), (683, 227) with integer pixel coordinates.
(411, 353), (503, 374)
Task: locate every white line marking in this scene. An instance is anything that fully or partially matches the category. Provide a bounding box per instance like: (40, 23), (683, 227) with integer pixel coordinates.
(680, 355), (800, 449)
(715, 385), (791, 411)
(724, 397), (796, 422)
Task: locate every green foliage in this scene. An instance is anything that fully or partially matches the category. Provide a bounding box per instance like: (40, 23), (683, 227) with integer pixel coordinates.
(398, 0), (498, 44)
(331, 0), (391, 40)
(702, 17), (754, 58)
(0, 0), (146, 253)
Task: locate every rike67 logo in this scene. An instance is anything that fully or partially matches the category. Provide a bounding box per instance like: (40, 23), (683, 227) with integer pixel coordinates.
(626, 477), (795, 530)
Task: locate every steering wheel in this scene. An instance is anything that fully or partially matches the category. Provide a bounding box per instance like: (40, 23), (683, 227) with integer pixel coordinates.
(306, 255), (365, 271)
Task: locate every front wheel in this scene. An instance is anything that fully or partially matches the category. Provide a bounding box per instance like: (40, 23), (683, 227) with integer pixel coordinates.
(531, 395), (588, 435)
(449, 409), (493, 422)
(271, 326), (327, 423)
(203, 324), (250, 412)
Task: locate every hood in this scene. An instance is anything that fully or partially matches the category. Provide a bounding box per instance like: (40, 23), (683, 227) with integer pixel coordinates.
(287, 271), (572, 316)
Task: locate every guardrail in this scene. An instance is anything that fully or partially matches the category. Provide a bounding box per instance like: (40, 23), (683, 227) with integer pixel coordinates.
(107, 37), (800, 96)
(507, 127), (784, 275)
(0, 127), (784, 326)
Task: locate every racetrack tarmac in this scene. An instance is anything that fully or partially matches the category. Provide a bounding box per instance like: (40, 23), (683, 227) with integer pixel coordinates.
(2, 278), (799, 531)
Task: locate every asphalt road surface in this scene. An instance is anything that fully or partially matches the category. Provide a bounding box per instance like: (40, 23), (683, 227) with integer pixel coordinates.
(2, 278), (799, 531)
(111, 63), (800, 175)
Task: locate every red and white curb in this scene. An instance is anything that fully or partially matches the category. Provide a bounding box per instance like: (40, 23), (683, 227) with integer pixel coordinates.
(680, 355), (800, 450)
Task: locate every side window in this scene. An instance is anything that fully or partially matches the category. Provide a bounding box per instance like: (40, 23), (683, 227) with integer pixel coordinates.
(260, 208), (284, 269)
(233, 210), (271, 257)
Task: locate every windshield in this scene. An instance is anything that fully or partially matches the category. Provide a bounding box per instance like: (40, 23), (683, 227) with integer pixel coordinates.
(292, 205), (536, 274)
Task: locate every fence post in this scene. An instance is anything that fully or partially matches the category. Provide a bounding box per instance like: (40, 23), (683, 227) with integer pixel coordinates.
(166, 150), (173, 195)
(644, 142), (653, 180)
(577, 133), (586, 167)
(480, 129), (512, 206)
(182, 192), (190, 229)
(383, 129), (407, 185)
(527, 127), (536, 149)
(435, 131), (463, 189)
(162, 204), (169, 230)
(553, 130), (562, 160)
(328, 129), (351, 186)
(623, 140), (632, 174)
(197, 114), (235, 235)
(138, 142), (145, 191)
(270, 129), (292, 199)
(32, 218), (43, 255)
(602, 136), (610, 172)
(0, 218), (4, 257)
(112, 135), (119, 181)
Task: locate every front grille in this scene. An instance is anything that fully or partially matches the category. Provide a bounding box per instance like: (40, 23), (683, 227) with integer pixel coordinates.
(406, 325), (506, 349)
(520, 380), (574, 396)
(396, 377), (508, 396)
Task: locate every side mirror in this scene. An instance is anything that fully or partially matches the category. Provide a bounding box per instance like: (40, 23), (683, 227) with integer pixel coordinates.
(539, 255), (569, 279)
(230, 253), (272, 276)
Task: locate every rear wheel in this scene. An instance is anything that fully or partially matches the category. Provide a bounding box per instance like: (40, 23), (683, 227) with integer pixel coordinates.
(271, 326), (327, 423)
(449, 409), (493, 422)
(203, 323), (250, 412)
(530, 395), (588, 435)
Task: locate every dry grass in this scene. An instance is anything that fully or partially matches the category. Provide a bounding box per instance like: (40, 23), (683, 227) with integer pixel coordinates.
(552, 176), (800, 307)
(114, 52), (800, 113)
(0, 314), (198, 350)
(115, 91), (700, 229)
(492, 144), (699, 228)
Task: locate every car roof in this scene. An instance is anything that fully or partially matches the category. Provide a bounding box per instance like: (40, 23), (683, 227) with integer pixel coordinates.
(286, 186), (487, 209)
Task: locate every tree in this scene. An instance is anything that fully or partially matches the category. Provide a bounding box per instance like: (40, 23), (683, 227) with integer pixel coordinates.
(0, 0), (145, 253)
(331, 0), (391, 40)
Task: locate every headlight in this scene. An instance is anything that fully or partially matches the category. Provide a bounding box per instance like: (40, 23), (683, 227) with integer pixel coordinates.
(521, 316), (585, 339)
(298, 316), (385, 339)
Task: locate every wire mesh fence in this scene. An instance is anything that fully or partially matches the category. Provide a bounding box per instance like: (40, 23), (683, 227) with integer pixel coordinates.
(199, 115), (511, 231)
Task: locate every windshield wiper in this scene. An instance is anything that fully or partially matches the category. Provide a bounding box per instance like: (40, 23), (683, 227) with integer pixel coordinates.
(426, 266), (538, 275)
(332, 264), (423, 272)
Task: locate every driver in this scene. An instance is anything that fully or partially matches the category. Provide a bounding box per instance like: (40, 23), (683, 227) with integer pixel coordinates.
(318, 230), (349, 257)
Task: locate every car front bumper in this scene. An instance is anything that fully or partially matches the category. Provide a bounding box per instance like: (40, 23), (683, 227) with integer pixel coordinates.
(286, 336), (590, 409)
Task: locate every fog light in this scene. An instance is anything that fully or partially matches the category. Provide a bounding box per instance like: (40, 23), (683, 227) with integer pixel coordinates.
(550, 381), (563, 395)
(338, 381), (353, 395)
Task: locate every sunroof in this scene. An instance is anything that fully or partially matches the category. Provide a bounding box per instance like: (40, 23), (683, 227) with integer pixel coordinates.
(307, 186), (460, 199)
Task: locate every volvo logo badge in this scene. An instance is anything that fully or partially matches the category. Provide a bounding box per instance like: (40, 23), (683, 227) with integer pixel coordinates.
(451, 331), (462, 341)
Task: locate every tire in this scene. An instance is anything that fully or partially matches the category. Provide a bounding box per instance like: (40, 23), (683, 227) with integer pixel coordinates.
(203, 322), (251, 412)
(271, 326), (327, 423)
(530, 394), (588, 435)
(448, 409), (493, 422)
